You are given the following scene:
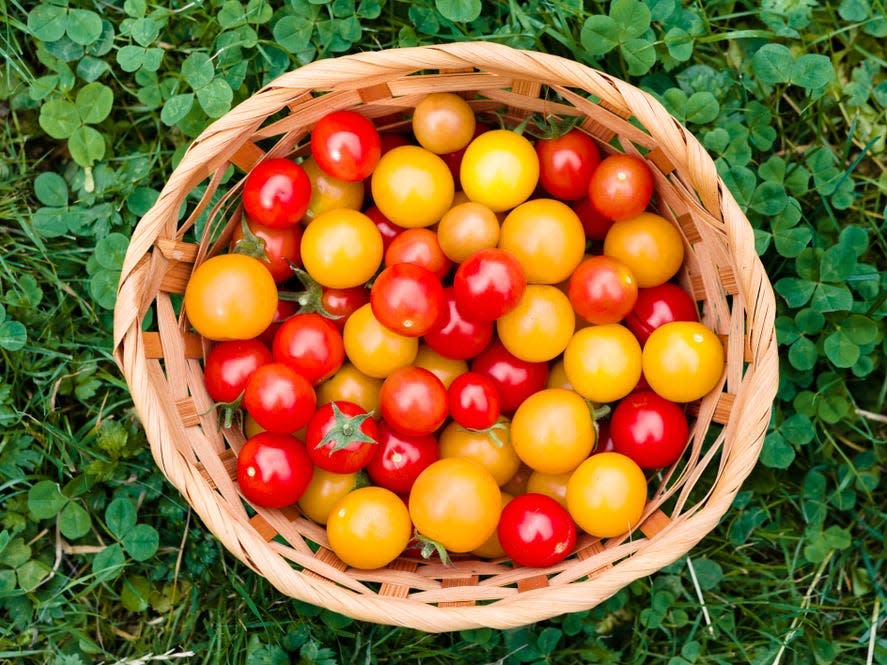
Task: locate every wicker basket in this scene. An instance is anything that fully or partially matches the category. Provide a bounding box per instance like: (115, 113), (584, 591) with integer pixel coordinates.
(113, 42), (778, 632)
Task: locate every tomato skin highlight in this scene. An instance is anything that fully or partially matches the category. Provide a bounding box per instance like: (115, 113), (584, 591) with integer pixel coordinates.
(641, 321), (725, 403)
(370, 263), (445, 337)
(412, 92), (476, 155)
(447, 371), (501, 430)
(471, 339), (549, 414)
(243, 362), (317, 434)
(384, 228), (452, 281)
(566, 452), (647, 538)
(366, 422), (439, 495)
(423, 288), (494, 361)
(497, 493), (577, 567)
(379, 366), (448, 436)
(603, 212), (685, 288)
(563, 324), (643, 404)
(342, 303), (418, 379)
(236, 432), (313, 508)
(609, 391), (689, 469)
(242, 158), (311, 228)
(310, 110), (381, 182)
(624, 283), (699, 345)
(204, 339), (272, 403)
(327, 487), (412, 569)
(371, 145), (455, 228)
(587, 154), (654, 222)
(272, 312), (345, 386)
(536, 129), (601, 201)
(460, 129), (540, 212)
(453, 248), (526, 322)
(300, 208), (383, 289)
(567, 255), (639, 325)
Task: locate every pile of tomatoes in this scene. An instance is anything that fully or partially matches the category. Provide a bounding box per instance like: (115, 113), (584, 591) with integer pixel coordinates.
(183, 93), (726, 571)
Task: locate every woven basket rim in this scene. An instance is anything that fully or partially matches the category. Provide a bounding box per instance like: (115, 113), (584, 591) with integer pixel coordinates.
(113, 41), (779, 632)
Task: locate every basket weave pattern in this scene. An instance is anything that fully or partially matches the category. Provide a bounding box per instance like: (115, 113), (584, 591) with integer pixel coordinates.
(113, 42), (778, 632)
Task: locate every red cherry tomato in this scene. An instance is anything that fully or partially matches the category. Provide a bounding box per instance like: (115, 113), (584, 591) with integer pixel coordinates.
(587, 154), (654, 222)
(384, 228), (452, 280)
(571, 197), (615, 241)
(624, 283), (699, 345)
(379, 133), (412, 155)
(497, 493), (577, 567)
(453, 248), (526, 322)
(310, 110), (381, 182)
(471, 339), (549, 413)
(447, 371), (501, 430)
(567, 255), (639, 325)
(257, 299), (298, 348)
(320, 286), (370, 332)
(370, 263), (446, 337)
(272, 313), (344, 385)
(236, 432), (313, 508)
(305, 400), (380, 473)
(230, 218), (302, 283)
(609, 391), (689, 469)
(594, 420), (617, 454)
(379, 366), (448, 436)
(366, 422), (440, 495)
(536, 129), (601, 201)
(243, 362), (316, 433)
(423, 288), (494, 361)
(203, 339), (272, 403)
(242, 158), (311, 228)
(364, 205), (405, 252)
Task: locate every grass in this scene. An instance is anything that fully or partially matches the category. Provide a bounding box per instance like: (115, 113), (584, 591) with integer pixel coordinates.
(1, 0), (885, 663)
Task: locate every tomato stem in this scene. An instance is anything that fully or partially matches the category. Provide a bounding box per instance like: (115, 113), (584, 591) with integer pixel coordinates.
(231, 218), (269, 262)
(314, 401), (378, 454)
(278, 267), (343, 321)
(460, 417), (510, 448)
(413, 533), (452, 566)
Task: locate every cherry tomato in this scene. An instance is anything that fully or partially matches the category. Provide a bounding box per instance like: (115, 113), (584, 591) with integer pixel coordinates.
(436, 202), (500, 264)
(384, 228), (452, 280)
(453, 248), (526, 322)
(641, 321), (724, 402)
(310, 110), (381, 182)
(609, 391), (689, 469)
(499, 199), (586, 285)
(257, 299), (299, 348)
(571, 196), (615, 241)
(364, 205), (404, 252)
(301, 208), (383, 289)
(320, 285), (370, 332)
(327, 487), (412, 569)
(498, 493), (576, 567)
(297, 468), (359, 525)
(413, 345), (468, 389)
(594, 420), (617, 454)
(603, 212), (685, 288)
(242, 158), (311, 229)
(370, 263), (445, 337)
(371, 145), (455, 228)
(438, 420), (520, 486)
(501, 463), (532, 497)
(567, 255), (639, 325)
(587, 154), (654, 222)
(301, 156), (365, 223)
(184, 254), (278, 341)
(412, 92), (476, 155)
(272, 312), (344, 385)
(305, 400), (379, 473)
(243, 362), (316, 434)
(536, 129), (601, 201)
(409, 457), (501, 553)
(379, 366), (448, 436)
(447, 371), (501, 430)
(440, 122), (491, 190)
(203, 339), (272, 403)
(343, 303), (418, 379)
(366, 422), (439, 495)
(231, 218), (302, 283)
(497, 285), (575, 363)
(624, 283), (699, 345)
(546, 358), (573, 392)
(379, 133), (412, 155)
(423, 288), (494, 361)
(316, 362), (382, 413)
(460, 129), (539, 212)
(511, 388), (595, 474)
(236, 432), (313, 508)
(471, 339), (549, 413)
(526, 470), (571, 508)
(564, 324), (642, 404)
(566, 452), (647, 538)
(472, 492), (513, 559)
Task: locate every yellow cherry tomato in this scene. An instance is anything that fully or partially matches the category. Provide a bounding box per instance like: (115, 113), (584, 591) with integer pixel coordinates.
(327, 487), (412, 569)
(510, 388), (595, 474)
(184, 254), (277, 341)
(563, 324), (642, 404)
(412, 92), (476, 154)
(499, 199), (585, 284)
(460, 129), (539, 212)
(300, 208), (383, 289)
(497, 285), (575, 363)
(298, 468), (359, 525)
(409, 458), (501, 553)
(301, 156), (365, 223)
(546, 359), (573, 391)
(412, 345), (468, 389)
(438, 420), (521, 486)
(437, 202), (500, 263)
(642, 321), (725, 402)
(566, 452), (647, 538)
(526, 470), (571, 508)
(472, 492), (514, 559)
(315, 362), (383, 414)
(371, 145), (454, 228)
(603, 212), (685, 288)
(343, 304), (418, 379)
